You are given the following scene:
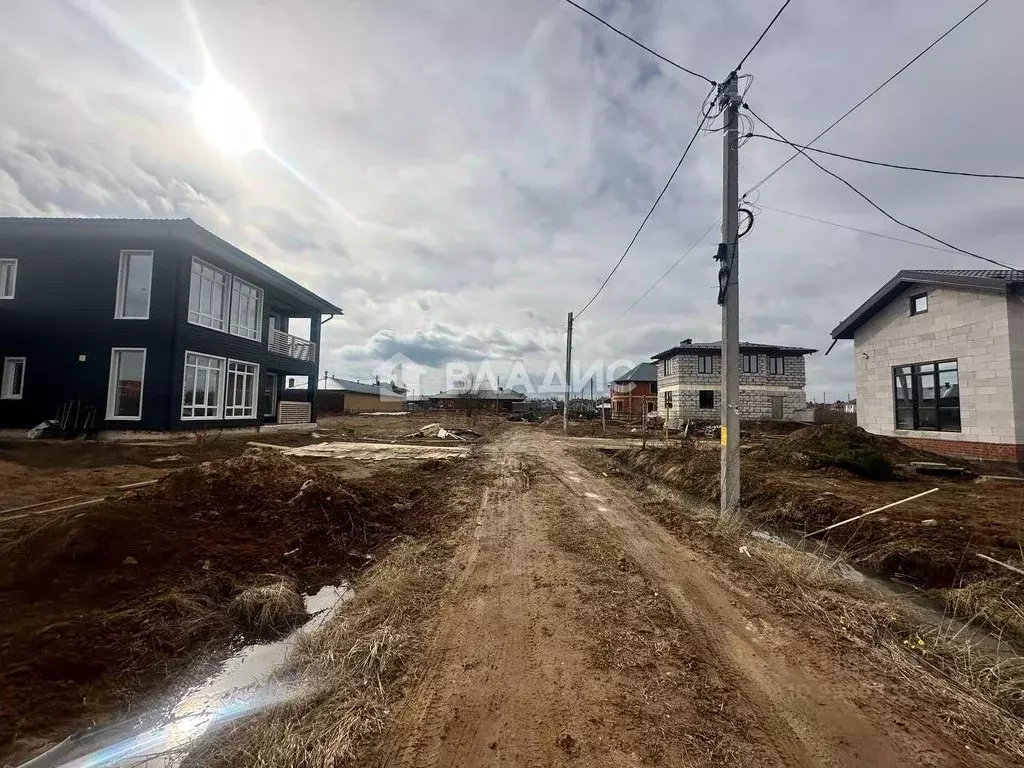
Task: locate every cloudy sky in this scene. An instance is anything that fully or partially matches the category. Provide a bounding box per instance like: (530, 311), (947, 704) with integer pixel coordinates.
(3, 0), (1022, 398)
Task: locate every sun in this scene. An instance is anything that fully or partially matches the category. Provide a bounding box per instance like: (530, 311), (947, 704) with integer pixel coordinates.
(191, 70), (264, 157)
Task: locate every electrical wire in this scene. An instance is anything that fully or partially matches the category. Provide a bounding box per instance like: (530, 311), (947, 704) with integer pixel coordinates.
(746, 134), (1024, 179)
(742, 0), (993, 200)
(736, 0), (793, 70)
(560, 0), (714, 84)
(755, 203), (966, 256)
(574, 85), (716, 318)
(616, 219), (720, 319)
(745, 105), (1020, 271)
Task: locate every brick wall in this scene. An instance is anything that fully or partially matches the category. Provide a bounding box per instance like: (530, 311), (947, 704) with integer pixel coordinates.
(656, 351), (808, 428)
(898, 435), (1024, 463)
(854, 283), (1019, 446)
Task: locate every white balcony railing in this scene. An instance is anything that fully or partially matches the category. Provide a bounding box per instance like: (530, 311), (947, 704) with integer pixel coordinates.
(268, 327), (316, 363)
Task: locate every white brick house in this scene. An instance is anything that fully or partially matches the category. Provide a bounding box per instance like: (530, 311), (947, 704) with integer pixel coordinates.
(831, 269), (1024, 462)
(652, 340), (816, 429)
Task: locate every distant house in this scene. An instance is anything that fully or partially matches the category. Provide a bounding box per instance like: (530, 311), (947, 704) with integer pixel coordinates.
(425, 388), (526, 412)
(0, 217), (342, 435)
(831, 269), (1024, 461)
(652, 339), (816, 428)
(610, 362), (657, 419)
(284, 376), (405, 414)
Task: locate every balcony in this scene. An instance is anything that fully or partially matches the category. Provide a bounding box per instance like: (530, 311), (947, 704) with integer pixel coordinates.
(268, 327), (316, 363)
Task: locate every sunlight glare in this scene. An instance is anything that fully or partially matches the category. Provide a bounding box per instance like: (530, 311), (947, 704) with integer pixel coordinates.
(191, 70), (264, 156)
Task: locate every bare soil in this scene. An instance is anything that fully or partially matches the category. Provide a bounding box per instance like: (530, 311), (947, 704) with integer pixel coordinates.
(317, 412), (513, 442)
(619, 438), (1024, 593)
(0, 449), (465, 763)
(366, 429), (977, 767)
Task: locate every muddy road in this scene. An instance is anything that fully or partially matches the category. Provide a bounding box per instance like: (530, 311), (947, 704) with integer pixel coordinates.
(373, 428), (971, 768)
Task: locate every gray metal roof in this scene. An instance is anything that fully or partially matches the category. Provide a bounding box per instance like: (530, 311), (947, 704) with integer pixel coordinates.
(288, 377), (405, 398)
(0, 217), (344, 315)
(429, 388), (526, 401)
(652, 341), (817, 360)
(831, 269), (1024, 340)
(614, 362), (657, 383)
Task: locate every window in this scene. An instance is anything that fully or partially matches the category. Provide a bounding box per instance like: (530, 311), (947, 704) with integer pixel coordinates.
(662, 359), (669, 376)
(1, 357), (25, 399)
(698, 355), (713, 374)
(646, 401), (655, 413)
(188, 258), (230, 330)
(699, 390), (714, 409)
(114, 250), (153, 319)
(742, 354), (758, 373)
(910, 293), (928, 316)
(768, 356), (785, 375)
(107, 349), (146, 420)
(182, 352), (226, 419)
(225, 360), (259, 418)
(664, 391), (673, 409)
(893, 360), (959, 431)
(0, 259), (16, 299)
(229, 277), (263, 341)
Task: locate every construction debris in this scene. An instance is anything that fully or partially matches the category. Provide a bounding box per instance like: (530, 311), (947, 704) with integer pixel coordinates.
(800, 488), (940, 541)
(404, 423), (482, 440)
(152, 454), (187, 463)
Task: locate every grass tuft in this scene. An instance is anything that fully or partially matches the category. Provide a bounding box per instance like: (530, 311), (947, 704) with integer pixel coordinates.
(229, 579), (308, 639)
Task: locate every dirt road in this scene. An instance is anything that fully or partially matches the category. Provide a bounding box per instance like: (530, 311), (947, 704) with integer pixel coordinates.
(374, 428), (969, 768)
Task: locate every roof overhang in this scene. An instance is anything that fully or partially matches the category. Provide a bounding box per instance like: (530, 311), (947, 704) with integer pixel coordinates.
(830, 270), (1016, 340)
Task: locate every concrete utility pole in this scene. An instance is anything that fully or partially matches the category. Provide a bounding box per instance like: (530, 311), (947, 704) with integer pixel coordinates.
(719, 74), (742, 518)
(563, 311), (573, 433)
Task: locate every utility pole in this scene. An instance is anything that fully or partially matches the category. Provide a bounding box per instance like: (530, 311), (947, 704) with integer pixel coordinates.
(719, 74), (742, 518)
(590, 377), (594, 413)
(563, 311), (573, 433)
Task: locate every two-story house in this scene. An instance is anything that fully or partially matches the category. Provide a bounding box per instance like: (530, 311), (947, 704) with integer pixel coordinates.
(831, 269), (1024, 462)
(609, 362), (657, 419)
(0, 218), (342, 436)
(652, 339), (816, 428)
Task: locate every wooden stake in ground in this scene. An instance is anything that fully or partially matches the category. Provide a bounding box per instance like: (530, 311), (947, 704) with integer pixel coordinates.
(800, 487), (940, 541)
(976, 553), (1024, 577)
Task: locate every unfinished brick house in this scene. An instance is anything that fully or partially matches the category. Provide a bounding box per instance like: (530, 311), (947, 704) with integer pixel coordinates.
(652, 339), (816, 428)
(832, 269), (1024, 462)
(609, 362), (657, 419)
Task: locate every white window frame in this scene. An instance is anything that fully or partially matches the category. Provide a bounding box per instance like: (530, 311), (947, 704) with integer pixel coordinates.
(0, 258), (17, 299)
(229, 276), (264, 341)
(1, 357), (25, 400)
(181, 351), (227, 420)
(187, 257), (230, 331)
(106, 348), (147, 421)
(225, 359), (260, 419)
(114, 249), (154, 320)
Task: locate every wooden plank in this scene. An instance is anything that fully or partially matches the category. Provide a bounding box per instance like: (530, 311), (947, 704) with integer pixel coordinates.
(0, 494), (85, 516)
(246, 441), (292, 450)
(116, 479), (160, 491)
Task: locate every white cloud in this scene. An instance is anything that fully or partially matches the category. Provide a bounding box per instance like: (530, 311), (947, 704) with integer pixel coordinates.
(2, 0), (1022, 401)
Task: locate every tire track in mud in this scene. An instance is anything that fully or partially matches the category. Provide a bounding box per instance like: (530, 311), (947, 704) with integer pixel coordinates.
(372, 430), (969, 768)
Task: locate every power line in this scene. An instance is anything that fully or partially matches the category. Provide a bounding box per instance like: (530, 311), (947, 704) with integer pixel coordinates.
(736, 0), (793, 71)
(748, 134), (1024, 180)
(745, 105), (1019, 271)
(575, 85), (716, 318)
(617, 219), (720, 318)
(742, 0), (993, 199)
(559, 0), (714, 84)
(755, 203), (964, 256)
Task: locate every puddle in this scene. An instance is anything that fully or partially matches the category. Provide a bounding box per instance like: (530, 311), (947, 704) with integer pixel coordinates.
(21, 584), (354, 768)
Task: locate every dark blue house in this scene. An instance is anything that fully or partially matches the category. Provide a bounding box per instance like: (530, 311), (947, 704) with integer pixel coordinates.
(0, 218), (342, 435)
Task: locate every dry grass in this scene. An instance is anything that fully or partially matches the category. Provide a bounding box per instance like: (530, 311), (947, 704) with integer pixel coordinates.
(229, 579), (308, 639)
(734, 539), (1024, 763)
(184, 533), (458, 768)
(939, 578), (1024, 645)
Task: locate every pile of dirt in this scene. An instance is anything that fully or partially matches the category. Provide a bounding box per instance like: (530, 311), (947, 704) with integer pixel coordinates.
(616, 446), (1023, 596)
(758, 424), (952, 480)
(0, 449), (459, 761)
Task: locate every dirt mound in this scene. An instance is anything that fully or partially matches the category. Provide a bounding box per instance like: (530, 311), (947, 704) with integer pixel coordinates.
(0, 449), (458, 760)
(760, 424), (944, 479)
